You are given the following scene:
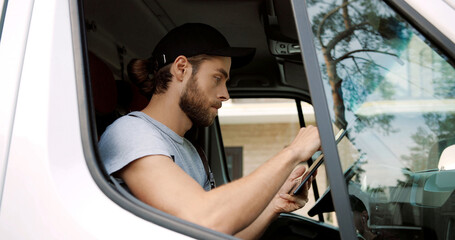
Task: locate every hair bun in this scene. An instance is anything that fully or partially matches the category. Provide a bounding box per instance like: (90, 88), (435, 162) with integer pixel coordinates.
(127, 58), (155, 98)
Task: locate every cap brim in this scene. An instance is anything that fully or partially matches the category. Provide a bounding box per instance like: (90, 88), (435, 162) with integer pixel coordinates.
(207, 47), (256, 69)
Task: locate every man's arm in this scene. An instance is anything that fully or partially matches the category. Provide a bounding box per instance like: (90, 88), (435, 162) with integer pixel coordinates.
(119, 126), (320, 235)
(234, 165), (314, 240)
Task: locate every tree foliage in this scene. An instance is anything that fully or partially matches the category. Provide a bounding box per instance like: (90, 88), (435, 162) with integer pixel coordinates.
(307, 0), (408, 129)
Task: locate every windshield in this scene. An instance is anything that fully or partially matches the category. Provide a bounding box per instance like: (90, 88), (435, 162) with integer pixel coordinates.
(306, 0), (455, 239)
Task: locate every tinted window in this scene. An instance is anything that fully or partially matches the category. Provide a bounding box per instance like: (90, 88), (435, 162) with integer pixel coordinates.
(0, 0), (6, 42)
(306, 0), (455, 239)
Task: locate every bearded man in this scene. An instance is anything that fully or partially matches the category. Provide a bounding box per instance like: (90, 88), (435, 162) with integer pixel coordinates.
(98, 23), (321, 239)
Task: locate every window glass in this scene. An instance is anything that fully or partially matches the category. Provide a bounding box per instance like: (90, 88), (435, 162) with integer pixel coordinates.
(0, 0), (5, 41)
(218, 98), (336, 224)
(305, 0), (455, 239)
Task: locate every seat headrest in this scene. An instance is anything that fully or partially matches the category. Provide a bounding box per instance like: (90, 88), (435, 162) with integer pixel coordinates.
(116, 80), (148, 113)
(89, 52), (118, 115)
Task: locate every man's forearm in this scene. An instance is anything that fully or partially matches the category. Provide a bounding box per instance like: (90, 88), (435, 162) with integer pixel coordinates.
(233, 201), (278, 240)
(191, 148), (297, 234)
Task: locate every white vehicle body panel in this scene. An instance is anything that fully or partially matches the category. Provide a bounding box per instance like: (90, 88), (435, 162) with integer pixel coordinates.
(0, 0), (187, 239)
(0, 0), (34, 200)
(406, 0), (455, 43)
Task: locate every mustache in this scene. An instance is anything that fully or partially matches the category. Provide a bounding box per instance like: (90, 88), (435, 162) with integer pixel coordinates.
(212, 101), (222, 109)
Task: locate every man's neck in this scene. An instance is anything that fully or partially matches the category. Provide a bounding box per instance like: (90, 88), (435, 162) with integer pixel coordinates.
(141, 94), (192, 137)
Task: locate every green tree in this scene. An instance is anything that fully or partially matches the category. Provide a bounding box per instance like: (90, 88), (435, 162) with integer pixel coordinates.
(307, 0), (407, 129)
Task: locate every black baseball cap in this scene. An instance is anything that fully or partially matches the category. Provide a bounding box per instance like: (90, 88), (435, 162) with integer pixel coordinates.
(150, 23), (255, 72)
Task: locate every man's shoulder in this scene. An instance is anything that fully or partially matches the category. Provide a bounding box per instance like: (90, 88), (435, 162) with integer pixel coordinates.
(98, 112), (172, 173)
(110, 112), (156, 131)
(100, 112), (162, 142)
(114, 111), (148, 125)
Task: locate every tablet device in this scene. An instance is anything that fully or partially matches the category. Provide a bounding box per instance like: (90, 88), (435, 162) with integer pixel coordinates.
(291, 152), (324, 195)
(291, 129), (346, 195)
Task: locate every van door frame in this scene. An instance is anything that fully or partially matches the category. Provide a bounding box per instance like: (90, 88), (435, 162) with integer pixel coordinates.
(0, 0), (34, 208)
(290, 0), (357, 239)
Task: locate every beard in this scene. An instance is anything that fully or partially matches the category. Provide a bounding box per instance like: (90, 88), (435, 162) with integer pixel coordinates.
(179, 75), (221, 127)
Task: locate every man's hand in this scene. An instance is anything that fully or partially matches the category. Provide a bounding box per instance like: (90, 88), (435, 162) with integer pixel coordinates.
(286, 126), (321, 164)
(271, 165), (315, 214)
(233, 164), (317, 239)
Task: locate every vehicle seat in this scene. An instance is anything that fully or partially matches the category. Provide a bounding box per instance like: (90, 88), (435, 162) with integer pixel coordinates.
(88, 51), (148, 138)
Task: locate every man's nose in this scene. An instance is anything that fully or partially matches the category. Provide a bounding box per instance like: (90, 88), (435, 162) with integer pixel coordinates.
(217, 85), (230, 102)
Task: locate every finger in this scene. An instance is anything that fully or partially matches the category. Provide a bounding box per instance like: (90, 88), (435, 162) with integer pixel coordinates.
(296, 197), (308, 207)
(280, 193), (308, 207)
(290, 165), (306, 180)
(285, 164), (314, 194)
(288, 169), (314, 195)
(280, 193), (307, 203)
(279, 193), (294, 201)
(284, 174), (303, 194)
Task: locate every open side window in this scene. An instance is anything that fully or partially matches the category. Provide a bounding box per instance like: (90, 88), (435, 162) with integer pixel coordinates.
(214, 97), (341, 239)
(216, 99), (329, 219)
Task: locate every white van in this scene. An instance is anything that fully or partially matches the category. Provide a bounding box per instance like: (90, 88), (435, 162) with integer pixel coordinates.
(1, 0), (455, 239)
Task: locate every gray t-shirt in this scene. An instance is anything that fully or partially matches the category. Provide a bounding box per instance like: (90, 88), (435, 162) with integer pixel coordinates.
(98, 111), (210, 191)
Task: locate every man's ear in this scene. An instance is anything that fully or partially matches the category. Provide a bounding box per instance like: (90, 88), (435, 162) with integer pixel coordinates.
(361, 211), (369, 222)
(171, 55), (190, 82)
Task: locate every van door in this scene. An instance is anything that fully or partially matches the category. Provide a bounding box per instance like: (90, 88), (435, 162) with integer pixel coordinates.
(0, 0), (34, 206)
(293, 0), (455, 239)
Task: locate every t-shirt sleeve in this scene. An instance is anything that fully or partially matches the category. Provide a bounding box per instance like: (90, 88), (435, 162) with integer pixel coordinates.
(98, 116), (172, 175)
